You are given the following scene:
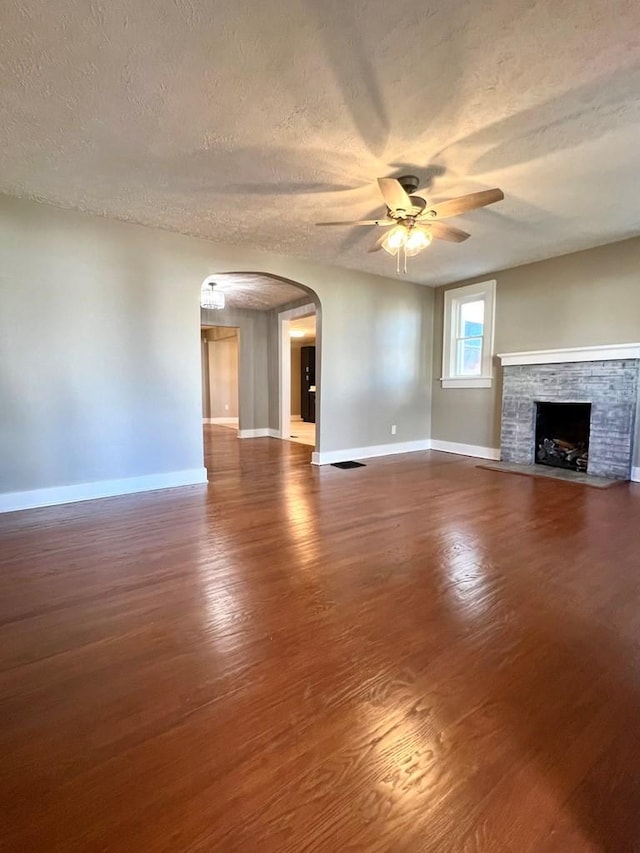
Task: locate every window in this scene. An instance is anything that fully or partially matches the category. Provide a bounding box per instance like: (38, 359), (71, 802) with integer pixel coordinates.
(442, 280), (496, 388)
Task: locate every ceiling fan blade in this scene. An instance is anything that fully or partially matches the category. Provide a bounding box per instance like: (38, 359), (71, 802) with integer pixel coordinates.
(316, 218), (393, 227)
(368, 232), (389, 253)
(428, 222), (471, 243)
(377, 178), (413, 213)
(425, 188), (504, 220)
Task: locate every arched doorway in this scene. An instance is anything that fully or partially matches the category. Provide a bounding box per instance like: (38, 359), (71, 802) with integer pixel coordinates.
(199, 272), (322, 466)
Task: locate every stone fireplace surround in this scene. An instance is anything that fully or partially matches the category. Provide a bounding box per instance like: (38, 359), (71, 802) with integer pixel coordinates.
(498, 344), (640, 480)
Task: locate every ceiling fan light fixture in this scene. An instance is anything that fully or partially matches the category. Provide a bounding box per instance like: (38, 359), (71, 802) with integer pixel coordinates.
(201, 281), (225, 310)
(404, 227), (432, 257)
(381, 224), (409, 255)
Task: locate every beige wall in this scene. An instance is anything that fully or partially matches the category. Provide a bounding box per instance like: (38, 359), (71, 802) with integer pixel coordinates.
(201, 334), (209, 419)
(432, 236), (640, 460)
(201, 328), (238, 419)
(291, 342), (302, 417)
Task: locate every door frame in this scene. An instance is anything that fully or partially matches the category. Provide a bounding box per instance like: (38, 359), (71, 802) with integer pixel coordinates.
(278, 302), (316, 440)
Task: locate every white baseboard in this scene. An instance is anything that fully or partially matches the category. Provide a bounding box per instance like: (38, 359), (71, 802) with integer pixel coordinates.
(0, 468), (208, 514)
(631, 467), (640, 483)
(238, 428), (281, 439)
(429, 439), (501, 461)
(312, 439), (431, 466)
(238, 428), (269, 438)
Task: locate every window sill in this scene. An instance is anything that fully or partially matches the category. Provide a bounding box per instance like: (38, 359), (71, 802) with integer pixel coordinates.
(440, 376), (493, 389)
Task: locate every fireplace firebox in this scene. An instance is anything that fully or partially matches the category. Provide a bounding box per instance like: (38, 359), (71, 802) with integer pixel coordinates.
(535, 402), (591, 472)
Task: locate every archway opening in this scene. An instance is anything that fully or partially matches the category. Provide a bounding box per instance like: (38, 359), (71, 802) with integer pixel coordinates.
(199, 272), (322, 472)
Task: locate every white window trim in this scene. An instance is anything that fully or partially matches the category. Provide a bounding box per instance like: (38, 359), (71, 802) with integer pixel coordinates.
(441, 280), (496, 389)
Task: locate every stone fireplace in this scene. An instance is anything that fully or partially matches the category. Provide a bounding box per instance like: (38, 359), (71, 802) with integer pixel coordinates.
(498, 344), (640, 480)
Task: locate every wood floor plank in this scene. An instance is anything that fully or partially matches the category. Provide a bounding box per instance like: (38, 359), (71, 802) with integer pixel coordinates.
(1, 425), (640, 851)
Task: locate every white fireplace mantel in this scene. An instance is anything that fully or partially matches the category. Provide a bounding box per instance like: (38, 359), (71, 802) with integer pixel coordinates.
(497, 343), (640, 367)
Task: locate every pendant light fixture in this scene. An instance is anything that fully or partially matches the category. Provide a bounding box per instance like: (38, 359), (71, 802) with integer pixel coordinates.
(201, 281), (225, 310)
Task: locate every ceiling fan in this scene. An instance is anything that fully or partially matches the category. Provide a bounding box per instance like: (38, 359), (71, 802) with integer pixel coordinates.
(316, 176), (504, 272)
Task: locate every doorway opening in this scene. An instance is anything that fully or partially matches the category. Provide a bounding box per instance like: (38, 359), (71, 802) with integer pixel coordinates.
(278, 302), (317, 449)
(287, 313), (316, 447)
(201, 326), (239, 432)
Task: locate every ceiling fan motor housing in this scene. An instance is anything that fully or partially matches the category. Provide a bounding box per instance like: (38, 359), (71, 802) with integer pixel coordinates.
(397, 175), (420, 195)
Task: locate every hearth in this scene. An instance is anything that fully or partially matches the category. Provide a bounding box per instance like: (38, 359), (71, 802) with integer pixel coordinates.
(535, 402), (591, 472)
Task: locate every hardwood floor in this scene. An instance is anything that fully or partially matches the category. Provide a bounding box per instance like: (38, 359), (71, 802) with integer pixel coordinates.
(287, 419), (315, 447)
(2, 425), (640, 851)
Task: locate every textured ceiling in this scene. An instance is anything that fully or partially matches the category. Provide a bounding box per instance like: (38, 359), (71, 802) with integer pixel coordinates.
(2, 0), (640, 286)
(204, 273), (310, 310)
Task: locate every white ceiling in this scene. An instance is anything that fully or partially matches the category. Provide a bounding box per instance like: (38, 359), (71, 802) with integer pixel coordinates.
(2, 0), (640, 286)
(205, 272), (309, 310)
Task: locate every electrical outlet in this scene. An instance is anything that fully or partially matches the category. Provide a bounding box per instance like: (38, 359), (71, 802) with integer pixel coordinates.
(224, 403), (229, 411)
(391, 424), (397, 435)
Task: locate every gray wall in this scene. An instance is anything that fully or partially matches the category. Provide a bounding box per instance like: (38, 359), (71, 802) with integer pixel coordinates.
(0, 195), (434, 497)
(267, 292), (433, 444)
(431, 236), (640, 461)
(0, 199), (205, 492)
